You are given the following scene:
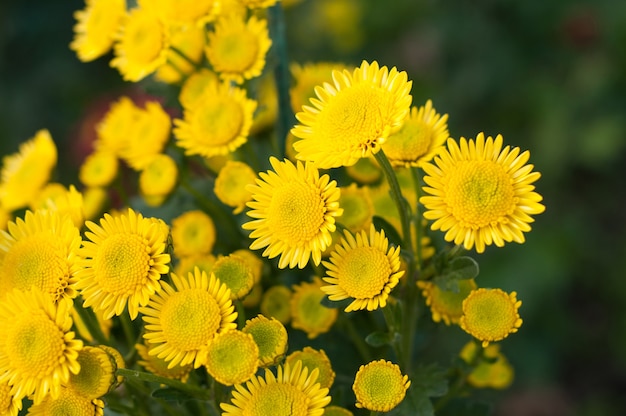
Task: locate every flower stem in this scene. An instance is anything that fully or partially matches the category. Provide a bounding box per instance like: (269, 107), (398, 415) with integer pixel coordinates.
(411, 166), (423, 272)
(169, 45), (199, 70)
(339, 314), (373, 363)
(116, 368), (213, 401)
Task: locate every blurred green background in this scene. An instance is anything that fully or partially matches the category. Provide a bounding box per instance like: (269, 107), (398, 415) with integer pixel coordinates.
(1, 0), (625, 414)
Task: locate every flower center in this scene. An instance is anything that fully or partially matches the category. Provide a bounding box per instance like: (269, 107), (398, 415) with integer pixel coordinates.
(337, 246), (391, 299)
(339, 192), (371, 232)
(212, 257), (253, 299)
(159, 289), (221, 350)
(249, 383), (309, 416)
(386, 120), (432, 161)
(45, 391), (98, 416)
(194, 97), (243, 146)
(355, 364), (406, 410)
(94, 233), (151, 296)
(0, 383), (12, 412)
(213, 31), (259, 73)
(446, 161), (515, 228)
(463, 290), (519, 342)
(126, 13), (164, 64)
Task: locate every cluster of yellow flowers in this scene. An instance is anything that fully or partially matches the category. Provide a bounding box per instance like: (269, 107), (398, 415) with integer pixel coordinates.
(0, 0), (546, 415)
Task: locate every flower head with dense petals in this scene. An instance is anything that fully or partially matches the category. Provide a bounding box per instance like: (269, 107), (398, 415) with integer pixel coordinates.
(260, 285), (292, 324)
(420, 133), (546, 253)
(220, 360), (332, 416)
(79, 151), (119, 188)
(337, 183), (374, 233)
(382, 100), (449, 167)
(174, 254), (216, 278)
(70, 0), (126, 62)
(139, 153), (178, 206)
(211, 254), (255, 300)
(352, 360), (410, 412)
(292, 60), (412, 169)
(156, 24), (206, 84)
(140, 269), (237, 369)
(460, 288), (523, 347)
(25, 386), (104, 416)
(0, 289), (83, 404)
(289, 62), (348, 115)
(67, 346), (118, 399)
(214, 160), (257, 214)
(147, 0), (220, 26)
(290, 278), (338, 339)
(321, 224), (404, 312)
(75, 208), (171, 320)
(179, 68), (219, 109)
(417, 279), (477, 325)
(285, 347), (335, 390)
(136, 342), (193, 382)
(243, 157), (343, 269)
(0, 380), (22, 416)
(95, 97), (142, 156)
(243, 315), (288, 367)
(202, 329), (259, 386)
(460, 341), (514, 389)
(170, 210), (216, 258)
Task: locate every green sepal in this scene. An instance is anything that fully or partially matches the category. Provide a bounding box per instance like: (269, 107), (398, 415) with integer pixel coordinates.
(365, 331), (402, 348)
(373, 215), (403, 248)
(433, 256), (479, 292)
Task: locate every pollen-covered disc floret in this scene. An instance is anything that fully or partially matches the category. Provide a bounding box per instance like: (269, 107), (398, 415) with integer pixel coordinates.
(352, 359), (410, 412)
(420, 133), (546, 253)
(460, 288), (523, 347)
(292, 60), (413, 169)
(75, 208), (171, 320)
(243, 315), (288, 367)
(202, 329), (259, 386)
(66, 346), (118, 399)
(321, 224), (404, 312)
(285, 347), (335, 390)
(243, 157), (343, 269)
(290, 278), (338, 339)
(417, 279), (477, 325)
(25, 386), (104, 416)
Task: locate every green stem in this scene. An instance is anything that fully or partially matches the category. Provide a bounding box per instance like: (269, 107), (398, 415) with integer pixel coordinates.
(119, 312), (137, 355)
(340, 314), (372, 363)
(381, 304), (404, 368)
(411, 166), (423, 273)
(169, 45), (199, 70)
(123, 374), (180, 416)
(235, 300), (246, 329)
(117, 368), (213, 401)
(74, 303), (108, 345)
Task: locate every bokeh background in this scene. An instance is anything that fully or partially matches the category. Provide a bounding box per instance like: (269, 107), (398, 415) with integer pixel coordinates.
(1, 0), (625, 415)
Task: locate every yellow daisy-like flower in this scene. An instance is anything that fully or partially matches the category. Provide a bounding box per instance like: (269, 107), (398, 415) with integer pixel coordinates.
(174, 253), (216, 278)
(260, 285), (292, 325)
(147, 0), (220, 26)
(337, 183), (374, 233)
(285, 347), (335, 390)
(0, 210), (81, 303)
(291, 277), (338, 339)
(120, 101), (171, 171)
(136, 342), (193, 382)
(232, 248), (263, 284)
(156, 23), (205, 84)
(203, 329), (259, 386)
(289, 62), (348, 115)
(417, 279), (478, 325)
(292, 60), (413, 169)
(352, 359), (410, 412)
(220, 360), (332, 416)
(70, 0), (126, 62)
(25, 386), (104, 416)
(345, 156), (382, 185)
(211, 254), (255, 300)
(67, 346), (118, 399)
(79, 151), (119, 188)
(34, 184), (85, 229)
(239, 0), (279, 9)
(95, 96), (142, 156)
(0, 289), (83, 404)
(96, 344), (125, 387)
(420, 133), (546, 253)
(170, 210), (216, 258)
(205, 15), (272, 84)
(383, 100), (449, 167)
(82, 187), (108, 222)
(323, 406), (353, 416)
(243, 157), (343, 269)
(243, 315), (288, 367)
(0, 381), (22, 416)
(178, 68), (219, 109)
(0, 129), (57, 212)
(321, 224), (404, 312)
(75, 208), (171, 320)
(460, 341), (514, 389)
(139, 153), (178, 207)
(214, 160), (256, 214)
(460, 288), (523, 347)
(140, 269), (237, 368)
(110, 5), (170, 82)
(174, 80), (257, 158)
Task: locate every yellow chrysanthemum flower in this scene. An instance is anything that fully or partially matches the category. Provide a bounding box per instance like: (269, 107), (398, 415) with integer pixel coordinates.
(214, 160), (256, 214)
(136, 342), (193, 382)
(211, 254), (255, 300)
(70, 0), (126, 62)
(337, 183), (374, 233)
(120, 101), (171, 171)
(174, 253), (216, 278)
(243, 315), (288, 367)
(82, 187), (108, 221)
(178, 68), (219, 109)
(205, 15), (272, 84)
(460, 288), (523, 347)
(147, 0), (220, 26)
(170, 210), (216, 258)
(0, 381), (22, 416)
(292, 60), (413, 169)
(0, 210), (81, 303)
(321, 225), (404, 312)
(239, 0), (279, 9)
(110, 5), (170, 82)
(33, 184), (85, 229)
(156, 24), (205, 84)
(95, 344), (125, 387)
(95, 96), (142, 156)
(140, 269), (237, 368)
(75, 208), (171, 320)
(291, 277), (338, 339)
(174, 80), (257, 157)
(323, 406), (353, 416)
(203, 329), (259, 386)
(243, 157), (343, 269)
(232, 248), (264, 284)
(260, 285), (292, 325)
(79, 151), (119, 188)
(220, 360), (332, 416)
(460, 341), (514, 389)
(345, 156), (382, 185)
(420, 133), (546, 253)
(352, 359), (410, 412)
(382, 100), (449, 168)
(139, 153), (178, 206)
(285, 347), (335, 390)
(417, 279), (478, 325)
(67, 346), (118, 399)
(0, 289), (83, 404)
(25, 386), (104, 416)
(0, 129), (57, 212)
(250, 72), (278, 134)
(289, 62), (348, 115)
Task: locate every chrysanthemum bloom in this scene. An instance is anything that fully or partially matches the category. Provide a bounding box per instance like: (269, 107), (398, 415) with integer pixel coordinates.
(170, 210), (216, 258)
(178, 68), (219, 109)
(260, 285), (292, 325)
(291, 60), (412, 169)
(239, 0), (279, 9)
(97, 344), (125, 387)
(382, 100), (449, 168)
(202, 330), (259, 386)
(205, 15), (272, 84)
(417, 279), (478, 325)
(352, 359), (410, 412)
(289, 62), (348, 115)
(323, 406), (353, 416)
(148, 0), (220, 26)
(79, 151), (119, 188)
(250, 73), (278, 135)
(220, 360), (331, 416)
(0, 289), (83, 404)
(75, 208), (171, 319)
(337, 183), (374, 233)
(243, 315), (288, 367)
(291, 278), (338, 339)
(70, 0), (126, 62)
(285, 347), (335, 390)
(136, 342), (193, 382)
(420, 133), (546, 253)
(211, 254), (255, 300)
(345, 157), (382, 185)
(460, 341), (514, 389)
(321, 225), (404, 312)
(0, 381), (22, 416)
(156, 24), (205, 84)
(174, 80), (257, 157)
(0, 210), (81, 303)
(110, 6), (170, 82)
(0, 129), (57, 211)
(243, 157), (343, 269)
(232, 248), (264, 284)
(139, 153), (178, 207)
(82, 187), (108, 221)
(140, 269), (237, 368)
(460, 288), (523, 347)
(67, 346), (118, 399)
(33, 184), (85, 229)
(174, 254), (216, 278)
(214, 161), (257, 214)
(95, 96), (142, 156)
(25, 386), (104, 416)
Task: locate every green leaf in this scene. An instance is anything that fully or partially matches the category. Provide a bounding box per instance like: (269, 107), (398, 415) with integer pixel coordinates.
(373, 215), (403, 247)
(388, 384), (435, 416)
(364, 331), (401, 347)
(412, 363), (449, 398)
(433, 256), (479, 292)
